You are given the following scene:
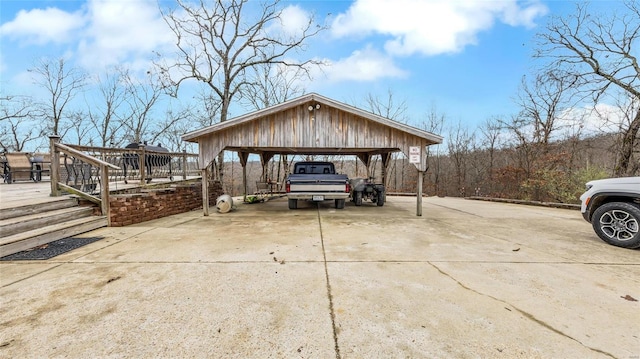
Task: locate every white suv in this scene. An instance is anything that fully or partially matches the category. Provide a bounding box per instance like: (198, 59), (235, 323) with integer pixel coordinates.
(580, 177), (640, 249)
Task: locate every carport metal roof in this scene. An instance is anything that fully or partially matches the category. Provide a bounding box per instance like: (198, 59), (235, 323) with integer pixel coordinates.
(182, 92), (443, 216)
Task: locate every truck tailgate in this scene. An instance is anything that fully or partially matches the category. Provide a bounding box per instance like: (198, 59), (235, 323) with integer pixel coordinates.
(289, 182), (347, 192)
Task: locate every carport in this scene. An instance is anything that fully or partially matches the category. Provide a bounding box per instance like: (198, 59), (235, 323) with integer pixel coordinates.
(182, 93), (443, 216)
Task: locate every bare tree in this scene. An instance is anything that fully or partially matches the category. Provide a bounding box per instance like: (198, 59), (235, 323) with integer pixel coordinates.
(500, 114), (538, 179)
(516, 72), (578, 147)
(363, 89), (409, 124)
(0, 95), (37, 122)
(500, 70), (578, 190)
(157, 111), (198, 152)
(240, 60), (307, 111)
(120, 70), (164, 144)
(87, 68), (128, 147)
(536, 1), (640, 176)
(0, 95), (40, 151)
(421, 105), (446, 195)
(192, 86), (222, 128)
(67, 110), (93, 146)
(447, 121), (473, 197)
(477, 116), (504, 194)
(29, 58), (87, 137)
(240, 60), (308, 185)
(148, 103), (194, 149)
(358, 89), (410, 184)
(599, 95), (640, 175)
(157, 0), (324, 185)
(0, 116), (38, 152)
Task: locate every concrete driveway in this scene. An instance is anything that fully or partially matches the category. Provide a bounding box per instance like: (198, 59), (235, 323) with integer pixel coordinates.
(1, 196), (638, 358)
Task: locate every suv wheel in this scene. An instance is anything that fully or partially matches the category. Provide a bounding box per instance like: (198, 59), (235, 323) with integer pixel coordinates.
(591, 202), (640, 249)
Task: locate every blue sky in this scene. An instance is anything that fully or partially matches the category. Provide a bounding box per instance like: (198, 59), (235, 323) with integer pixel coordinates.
(0, 0), (623, 145)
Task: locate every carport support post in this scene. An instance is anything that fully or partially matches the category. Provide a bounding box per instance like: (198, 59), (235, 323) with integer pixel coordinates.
(238, 152), (249, 202)
(202, 167), (209, 216)
(417, 171), (423, 216)
(381, 153), (392, 188)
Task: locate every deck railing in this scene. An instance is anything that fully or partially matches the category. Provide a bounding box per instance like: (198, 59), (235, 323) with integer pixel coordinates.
(50, 136), (120, 224)
(64, 144), (200, 185)
(49, 136), (200, 226)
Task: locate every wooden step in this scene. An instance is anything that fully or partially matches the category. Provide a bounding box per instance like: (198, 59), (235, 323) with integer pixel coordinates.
(0, 216), (108, 257)
(0, 206), (95, 237)
(0, 197), (79, 220)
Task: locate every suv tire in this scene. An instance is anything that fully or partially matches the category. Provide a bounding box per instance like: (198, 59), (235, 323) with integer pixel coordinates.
(591, 202), (640, 249)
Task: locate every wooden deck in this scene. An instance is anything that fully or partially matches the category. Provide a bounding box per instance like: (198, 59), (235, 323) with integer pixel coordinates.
(0, 176), (201, 210)
(0, 181), (57, 209)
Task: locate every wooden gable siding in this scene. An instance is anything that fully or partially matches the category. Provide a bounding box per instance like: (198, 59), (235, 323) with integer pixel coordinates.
(197, 103), (430, 168)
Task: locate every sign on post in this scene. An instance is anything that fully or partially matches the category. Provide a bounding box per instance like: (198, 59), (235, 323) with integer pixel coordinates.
(409, 146), (420, 164)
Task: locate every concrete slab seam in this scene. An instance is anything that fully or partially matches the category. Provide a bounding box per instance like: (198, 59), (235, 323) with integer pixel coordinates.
(69, 227), (157, 262)
(427, 261), (618, 359)
(317, 208), (341, 359)
(0, 262), (64, 288)
(1, 228), (156, 288)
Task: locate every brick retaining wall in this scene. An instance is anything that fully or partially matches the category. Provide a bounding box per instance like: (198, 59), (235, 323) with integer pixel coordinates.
(109, 180), (223, 227)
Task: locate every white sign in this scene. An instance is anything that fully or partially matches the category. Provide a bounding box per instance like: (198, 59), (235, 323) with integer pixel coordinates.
(409, 146), (420, 164)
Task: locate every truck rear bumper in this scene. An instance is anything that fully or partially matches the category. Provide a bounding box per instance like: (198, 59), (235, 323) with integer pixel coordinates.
(287, 193), (349, 200)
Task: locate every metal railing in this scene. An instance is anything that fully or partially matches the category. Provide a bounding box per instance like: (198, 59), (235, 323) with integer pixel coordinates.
(50, 136), (119, 225)
(64, 144), (200, 185)
(49, 136), (201, 226)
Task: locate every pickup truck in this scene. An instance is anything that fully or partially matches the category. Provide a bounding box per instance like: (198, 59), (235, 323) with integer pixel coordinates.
(579, 176), (640, 249)
(285, 161), (350, 209)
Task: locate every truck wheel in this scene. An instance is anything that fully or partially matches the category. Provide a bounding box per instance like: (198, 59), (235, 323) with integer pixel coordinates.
(335, 199), (345, 209)
(591, 202), (640, 249)
(354, 191), (363, 206)
(288, 199), (298, 210)
(376, 191), (385, 206)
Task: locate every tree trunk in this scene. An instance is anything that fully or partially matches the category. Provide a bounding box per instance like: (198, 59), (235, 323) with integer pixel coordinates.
(615, 108), (640, 176)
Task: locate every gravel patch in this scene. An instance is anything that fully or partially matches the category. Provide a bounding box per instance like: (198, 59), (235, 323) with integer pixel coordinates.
(1, 237), (104, 261)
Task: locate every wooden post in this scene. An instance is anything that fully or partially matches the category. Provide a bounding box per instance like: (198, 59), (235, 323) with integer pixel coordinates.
(49, 135), (60, 197)
(139, 143), (146, 185)
(182, 150), (187, 180)
(101, 164), (111, 225)
(381, 152), (392, 188)
(238, 152), (249, 202)
(202, 167), (209, 216)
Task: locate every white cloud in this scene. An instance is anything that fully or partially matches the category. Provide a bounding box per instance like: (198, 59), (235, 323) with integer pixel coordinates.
(77, 0), (174, 70)
(331, 0), (547, 56)
(0, 7), (86, 45)
(557, 103), (629, 136)
(277, 5), (311, 38)
(319, 46), (407, 82)
(501, 1), (548, 27)
(0, 0), (174, 74)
